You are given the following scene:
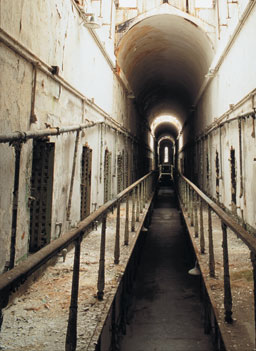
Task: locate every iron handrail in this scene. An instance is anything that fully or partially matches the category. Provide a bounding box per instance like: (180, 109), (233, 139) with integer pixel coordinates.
(180, 173), (256, 254)
(0, 171), (156, 304)
(177, 171), (256, 347)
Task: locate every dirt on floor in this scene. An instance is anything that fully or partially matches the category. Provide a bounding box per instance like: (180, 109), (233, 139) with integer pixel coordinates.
(0, 200), (148, 351)
(184, 206), (255, 351)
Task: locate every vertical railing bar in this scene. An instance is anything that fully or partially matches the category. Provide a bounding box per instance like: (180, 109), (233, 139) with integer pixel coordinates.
(114, 201), (120, 264)
(250, 251), (256, 350)
(140, 182), (143, 213)
(65, 236), (81, 351)
(143, 180), (146, 208)
(190, 187), (194, 226)
(187, 185), (191, 218)
(200, 197), (205, 254)
(97, 215), (107, 300)
(131, 189), (136, 232)
(184, 182), (187, 211)
(208, 206), (215, 277)
(124, 194), (129, 245)
(194, 192), (199, 238)
(221, 221), (233, 323)
(136, 185), (140, 222)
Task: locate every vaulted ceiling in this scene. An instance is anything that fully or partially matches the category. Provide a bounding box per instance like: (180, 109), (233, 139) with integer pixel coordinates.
(116, 12), (214, 141)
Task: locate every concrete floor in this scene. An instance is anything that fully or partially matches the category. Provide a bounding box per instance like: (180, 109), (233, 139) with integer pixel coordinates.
(120, 183), (215, 351)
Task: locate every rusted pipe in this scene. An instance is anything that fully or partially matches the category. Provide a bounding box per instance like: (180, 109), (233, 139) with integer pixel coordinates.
(0, 28), (134, 138)
(0, 123), (97, 144)
(109, 0), (113, 39)
(30, 65), (37, 124)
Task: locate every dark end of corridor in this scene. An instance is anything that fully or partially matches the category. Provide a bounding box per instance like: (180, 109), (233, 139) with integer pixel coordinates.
(120, 180), (215, 351)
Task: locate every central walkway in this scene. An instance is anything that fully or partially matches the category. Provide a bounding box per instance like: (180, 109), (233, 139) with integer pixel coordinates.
(120, 182), (215, 351)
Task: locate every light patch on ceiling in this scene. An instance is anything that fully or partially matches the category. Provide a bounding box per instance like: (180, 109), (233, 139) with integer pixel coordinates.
(158, 135), (175, 145)
(151, 115), (182, 137)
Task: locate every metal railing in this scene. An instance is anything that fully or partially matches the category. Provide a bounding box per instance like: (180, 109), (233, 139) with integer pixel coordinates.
(0, 171), (157, 350)
(176, 171), (256, 346)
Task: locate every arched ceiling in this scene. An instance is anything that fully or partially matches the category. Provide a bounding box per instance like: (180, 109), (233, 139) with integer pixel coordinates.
(116, 12), (214, 141)
(154, 121), (178, 140)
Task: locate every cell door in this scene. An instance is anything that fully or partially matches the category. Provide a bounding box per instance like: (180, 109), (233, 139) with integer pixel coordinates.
(230, 147), (237, 212)
(104, 149), (112, 203)
(81, 146), (92, 220)
(29, 140), (55, 252)
(117, 153), (124, 194)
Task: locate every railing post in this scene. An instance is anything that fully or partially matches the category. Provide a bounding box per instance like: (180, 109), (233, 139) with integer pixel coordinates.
(131, 189), (136, 232)
(97, 215), (107, 300)
(200, 198), (205, 254)
(66, 236), (81, 351)
(194, 192), (199, 238)
(190, 188), (194, 226)
(145, 177), (149, 202)
(136, 185), (140, 222)
(208, 206), (215, 277)
(124, 194), (129, 245)
(187, 185), (191, 218)
(184, 182), (188, 211)
(143, 180), (146, 208)
(140, 182), (143, 213)
(221, 221), (233, 323)
(250, 251), (256, 350)
(114, 201), (120, 264)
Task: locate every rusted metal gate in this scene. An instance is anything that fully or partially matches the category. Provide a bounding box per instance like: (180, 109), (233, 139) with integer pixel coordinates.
(80, 146), (92, 220)
(104, 149), (112, 203)
(29, 140), (55, 252)
(117, 153), (124, 194)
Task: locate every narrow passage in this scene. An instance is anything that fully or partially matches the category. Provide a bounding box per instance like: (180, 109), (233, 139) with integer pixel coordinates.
(120, 182), (215, 351)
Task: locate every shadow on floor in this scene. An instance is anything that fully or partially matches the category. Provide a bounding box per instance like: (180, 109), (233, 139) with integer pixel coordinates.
(119, 183), (215, 351)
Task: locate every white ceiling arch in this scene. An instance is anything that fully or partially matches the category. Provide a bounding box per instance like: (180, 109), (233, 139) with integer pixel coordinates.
(116, 7), (214, 139)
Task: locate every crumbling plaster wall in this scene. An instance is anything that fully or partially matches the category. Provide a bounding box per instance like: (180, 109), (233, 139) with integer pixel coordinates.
(0, 0), (140, 271)
(182, 2), (256, 231)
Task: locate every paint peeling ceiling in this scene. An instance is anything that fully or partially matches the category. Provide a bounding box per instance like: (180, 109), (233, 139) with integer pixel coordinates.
(116, 13), (214, 139)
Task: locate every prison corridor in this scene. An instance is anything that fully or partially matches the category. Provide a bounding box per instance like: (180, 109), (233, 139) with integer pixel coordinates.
(120, 181), (215, 351)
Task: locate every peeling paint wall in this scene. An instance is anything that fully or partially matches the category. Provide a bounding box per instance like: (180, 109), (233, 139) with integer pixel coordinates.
(0, 0), (140, 272)
(182, 2), (256, 232)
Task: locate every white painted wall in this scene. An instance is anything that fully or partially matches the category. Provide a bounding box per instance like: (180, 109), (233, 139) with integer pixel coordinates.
(183, 2), (256, 230)
(0, 0), (140, 271)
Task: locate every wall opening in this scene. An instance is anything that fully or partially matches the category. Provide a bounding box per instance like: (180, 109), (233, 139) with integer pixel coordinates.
(215, 150), (220, 202)
(117, 152), (124, 194)
(81, 146), (92, 220)
(104, 148), (112, 203)
(164, 146), (169, 163)
(29, 140), (55, 252)
(230, 147), (237, 212)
